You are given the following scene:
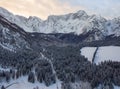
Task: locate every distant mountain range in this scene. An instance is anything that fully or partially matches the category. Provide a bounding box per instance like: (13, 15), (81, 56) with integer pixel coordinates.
(0, 7), (120, 52)
(0, 7), (120, 37)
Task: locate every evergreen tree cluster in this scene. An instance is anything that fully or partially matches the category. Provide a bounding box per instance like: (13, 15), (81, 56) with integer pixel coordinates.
(0, 69), (15, 83)
(46, 46), (120, 88)
(35, 60), (56, 86)
(0, 45), (120, 88)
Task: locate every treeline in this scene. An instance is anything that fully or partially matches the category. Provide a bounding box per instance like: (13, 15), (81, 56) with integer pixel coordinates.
(0, 69), (15, 82)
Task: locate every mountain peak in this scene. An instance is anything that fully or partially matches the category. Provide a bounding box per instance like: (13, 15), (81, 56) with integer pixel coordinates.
(76, 10), (87, 15)
(28, 16), (43, 23)
(71, 10), (88, 20)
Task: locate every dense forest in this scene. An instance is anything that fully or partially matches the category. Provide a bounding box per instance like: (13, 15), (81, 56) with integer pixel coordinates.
(0, 45), (120, 89)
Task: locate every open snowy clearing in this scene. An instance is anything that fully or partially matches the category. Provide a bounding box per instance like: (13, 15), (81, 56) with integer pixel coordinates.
(80, 47), (97, 62)
(0, 66), (61, 89)
(80, 46), (120, 64)
(0, 76), (61, 89)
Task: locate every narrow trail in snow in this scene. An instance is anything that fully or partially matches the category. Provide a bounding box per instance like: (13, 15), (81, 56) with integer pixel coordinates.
(40, 50), (59, 89)
(92, 47), (99, 63)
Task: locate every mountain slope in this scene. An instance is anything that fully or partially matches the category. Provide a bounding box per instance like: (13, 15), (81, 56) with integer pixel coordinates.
(0, 15), (30, 51)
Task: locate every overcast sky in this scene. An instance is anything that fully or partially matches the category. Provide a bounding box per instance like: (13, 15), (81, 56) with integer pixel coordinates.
(0, 0), (120, 20)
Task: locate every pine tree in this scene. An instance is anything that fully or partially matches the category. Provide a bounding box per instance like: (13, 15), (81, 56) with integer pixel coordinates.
(28, 72), (35, 83)
(1, 85), (5, 89)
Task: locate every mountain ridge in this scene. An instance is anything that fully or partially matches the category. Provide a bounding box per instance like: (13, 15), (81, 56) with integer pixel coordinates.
(0, 7), (120, 37)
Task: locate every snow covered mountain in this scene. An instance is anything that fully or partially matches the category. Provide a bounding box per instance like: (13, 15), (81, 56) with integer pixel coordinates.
(0, 7), (120, 38)
(0, 15), (30, 52)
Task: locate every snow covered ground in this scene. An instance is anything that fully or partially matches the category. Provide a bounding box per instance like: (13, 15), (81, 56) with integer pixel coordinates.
(0, 66), (61, 89)
(0, 76), (61, 89)
(96, 84), (120, 89)
(0, 67), (10, 71)
(80, 47), (97, 62)
(114, 85), (120, 89)
(80, 46), (120, 64)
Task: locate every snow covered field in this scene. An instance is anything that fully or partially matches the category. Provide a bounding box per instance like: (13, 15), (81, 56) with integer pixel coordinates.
(80, 47), (97, 62)
(0, 76), (61, 89)
(80, 46), (120, 64)
(0, 66), (61, 89)
(0, 52), (62, 89)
